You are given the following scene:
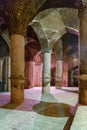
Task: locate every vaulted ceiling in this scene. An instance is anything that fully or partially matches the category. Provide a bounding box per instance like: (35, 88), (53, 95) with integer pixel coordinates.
(38, 0), (82, 12)
(0, 0), (82, 62)
(0, 0), (84, 32)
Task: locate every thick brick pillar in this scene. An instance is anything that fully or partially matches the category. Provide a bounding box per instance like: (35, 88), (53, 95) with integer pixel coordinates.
(79, 7), (87, 105)
(55, 60), (63, 89)
(54, 39), (63, 89)
(10, 34), (25, 103)
(5, 0), (38, 103)
(62, 62), (68, 87)
(25, 61), (35, 88)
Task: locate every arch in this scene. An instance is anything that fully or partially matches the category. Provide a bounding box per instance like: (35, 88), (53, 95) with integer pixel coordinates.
(0, 35), (10, 57)
(38, 0), (82, 12)
(66, 27), (79, 36)
(2, 32), (11, 49)
(62, 32), (78, 61)
(33, 51), (42, 61)
(25, 37), (40, 62)
(33, 51), (42, 65)
(0, 35), (10, 92)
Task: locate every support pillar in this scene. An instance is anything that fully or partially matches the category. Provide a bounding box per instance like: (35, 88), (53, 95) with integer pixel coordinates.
(79, 7), (87, 105)
(10, 34), (25, 104)
(4, 58), (8, 91)
(62, 62), (68, 87)
(53, 39), (63, 89)
(7, 57), (11, 92)
(42, 51), (51, 93)
(26, 61), (35, 88)
(0, 59), (3, 91)
(4, 0), (39, 104)
(55, 60), (63, 89)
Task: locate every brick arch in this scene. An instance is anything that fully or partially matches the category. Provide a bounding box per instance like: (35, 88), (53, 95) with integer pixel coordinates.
(25, 37), (41, 62)
(0, 35), (10, 57)
(38, 0), (82, 12)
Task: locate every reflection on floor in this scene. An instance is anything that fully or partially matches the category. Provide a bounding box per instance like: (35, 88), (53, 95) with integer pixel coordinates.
(0, 87), (79, 130)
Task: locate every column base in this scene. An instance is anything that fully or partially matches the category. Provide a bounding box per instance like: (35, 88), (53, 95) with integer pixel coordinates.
(55, 81), (62, 89)
(11, 78), (24, 104)
(11, 87), (24, 104)
(42, 79), (50, 93)
(42, 86), (50, 94)
(79, 80), (87, 105)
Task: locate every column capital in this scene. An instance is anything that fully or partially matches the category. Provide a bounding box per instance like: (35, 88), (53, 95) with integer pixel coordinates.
(41, 49), (52, 53)
(5, 0), (37, 36)
(55, 57), (63, 60)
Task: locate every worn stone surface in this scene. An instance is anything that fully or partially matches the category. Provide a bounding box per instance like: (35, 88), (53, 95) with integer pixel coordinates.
(70, 106), (87, 130)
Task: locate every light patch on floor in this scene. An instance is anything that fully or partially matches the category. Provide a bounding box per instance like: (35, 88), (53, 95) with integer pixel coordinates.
(70, 106), (87, 130)
(0, 87), (79, 130)
(0, 108), (68, 130)
(24, 87), (78, 106)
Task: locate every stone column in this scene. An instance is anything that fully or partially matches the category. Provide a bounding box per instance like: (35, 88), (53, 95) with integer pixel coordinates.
(2, 58), (8, 91)
(4, 0), (40, 103)
(54, 39), (63, 89)
(27, 61), (35, 88)
(10, 34), (25, 103)
(39, 63), (43, 86)
(42, 51), (51, 93)
(79, 6), (87, 105)
(7, 57), (11, 92)
(0, 59), (3, 91)
(62, 62), (68, 87)
(4, 58), (8, 92)
(55, 60), (63, 89)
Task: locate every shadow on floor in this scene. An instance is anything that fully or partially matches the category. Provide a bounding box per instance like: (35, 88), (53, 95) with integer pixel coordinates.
(61, 88), (79, 94)
(33, 101), (72, 117)
(0, 93), (23, 109)
(63, 115), (74, 130)
(33, 93), (73, 117)
(0, 102), (23, 109)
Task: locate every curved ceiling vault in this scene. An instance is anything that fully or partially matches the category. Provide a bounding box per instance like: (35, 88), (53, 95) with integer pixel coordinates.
(28, 7), (79, 62)
(31, 8), (66, 50)
(0, 0), (80, 62)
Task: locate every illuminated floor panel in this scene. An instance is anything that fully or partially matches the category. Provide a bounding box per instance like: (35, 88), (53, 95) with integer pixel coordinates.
(70, 106), (87, 130)
(0, 109), (68, 130)
(0, 87), (79, 130)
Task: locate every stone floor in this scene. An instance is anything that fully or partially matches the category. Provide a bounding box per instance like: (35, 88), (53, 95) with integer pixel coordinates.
(70, 106), (87, 130)
(0, 87), (79, 130)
